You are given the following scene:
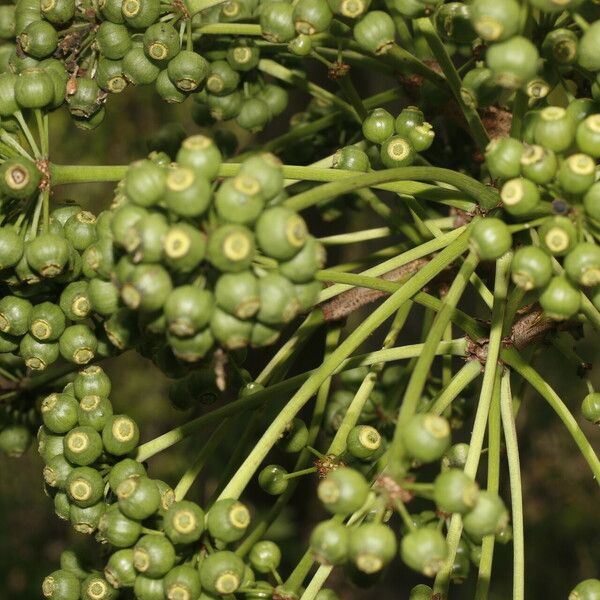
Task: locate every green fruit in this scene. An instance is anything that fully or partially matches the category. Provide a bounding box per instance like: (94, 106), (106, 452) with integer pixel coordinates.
(164, 500), (206, 544)
(42, 454), (73, 489)
(485, 137), (523, 180)
(333, 146), (370, 172)
(108, 457), (146, 493)
(121, 264), (173, 312)
(176, 134), (223, 180)
(558, 153), (596, 196)
(42, 570), (81, 600)
(143, 22), (180, 63)
(487, 36), (539, 88)
(103, 414), (140, 455)
(215, 174), (265, 225)
(260, 2), (296, 43)
(538, 216), (577, 257)
(258, 464), (289, 495)
(60, 281), (92, 321)
(510, 246), (553, 290)
(400, 527), (448, 576)
(15, 67), (54, 108)
(80, 574), (118, 600)
(164, 565), (202, 600)
(348, 523), (396, 574)
(105, 549), (137, 588)
(66, 466), (104, 507)
(569, 579), (600, 600)
(433, 469), (479, 514)
(117, 475), (161, 520)
(581, 392), (600, 424)
(20, 334), (60, 370)
(29, 301), (66, 341)
(207, 224), (255, 272)
(215, 271), (259, 319)
(167, 50), (209, 92)
(207, 498), (250, 543)
(0, 423), (32, 457)
(362, 107), (395, 144)
(78, 395), (114, 432)
(256, 207), (308, 260)
(41, 392), (78, 433)
(519, 144), (557, 184)
(59, 324), (98, 365)
(577, 22), (600, 72)
(0, 226), (24, 268)
(533, 106), (575, 153)
(346, 425), (381, 460)
(469, 0), (519, 42)
(401, 413), (451, 463)
(125, 160), (166, 207)
(98, 504), (143, 548)
(470, 218), (512, 261)
(0, 295), (32, 335)
(462, 491), (508, 542)
(199, 550), (246, 595)
(25, 233), (70, 278)
(164, 166), (212, 217)
(133, 534), (176, 578)
(564, 243), (600, 287)
(249, 541), (282, 573)
(576, 114), (600, 158)
(317, 467), (369, 515)
(539, 275), (581, 320)
(500, 177), (540, 217)
(380, 135), (416, 168)
(122, 0), (160, 28)
(0, 158), (41, 198)
(239, 153), (283, 201)
(310, 519), (350, 565)
(163, 222), (207, 273)
(96, 22), (131, 60)
(353, 10), (395, 55)
(64, 426), (103, 466)
(123, 47), (160, 84)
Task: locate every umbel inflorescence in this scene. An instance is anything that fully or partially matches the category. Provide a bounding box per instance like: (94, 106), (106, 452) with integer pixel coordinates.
(0, 0), (598, 597)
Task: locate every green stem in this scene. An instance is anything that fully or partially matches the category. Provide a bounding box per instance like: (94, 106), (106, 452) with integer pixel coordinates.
(136, 339), (466, 462)
(475, 370), (502, 600)
(433, 251), (512, 596)
(429, 360), (482, 415)
(216, 233), (471, 500)
(501, 347), (600, 482)
(237, 326), (342, 560)
(385, 43), (447, 91)
(413, 18), (489, 151)
(15, 112), (41, 159)
(285, 167), (499, 212)
(500, 369), (524, 600)
(193, 23), (262, 35)
(173, 419), (230, 500)
(258, 59), (359, 120)
(391, 251), (479, 449)
(336, 73), (368, 120)
(256, 310), (323, 386)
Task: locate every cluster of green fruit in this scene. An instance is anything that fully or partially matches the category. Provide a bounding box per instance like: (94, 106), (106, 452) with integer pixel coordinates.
(464, 103), (600, 320)
(305, 413), (508, 588)
(103, 136), (324, 362)
(38, 364), (314, 600)
(0, 0), (292, 130)
(327, 105), (436, 173)
(0, 187), (115, 371)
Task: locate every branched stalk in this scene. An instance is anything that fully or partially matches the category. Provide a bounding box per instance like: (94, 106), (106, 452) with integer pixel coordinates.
(428, 360), (482, 415)
(216, 232), (471, 500)
(173, 419), (231, 501)
(475, 370), (502, 600)
(433, 251), (512, 597)
(501, 347), (600, 482)
(500, 369), (525, 600)
(389, 250), (480, 469)
(414, 18), (489, 152)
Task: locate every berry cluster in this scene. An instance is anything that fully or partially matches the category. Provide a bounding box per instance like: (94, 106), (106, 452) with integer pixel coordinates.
(104, 136), (324, 362)
(468, 104), (600, 321)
